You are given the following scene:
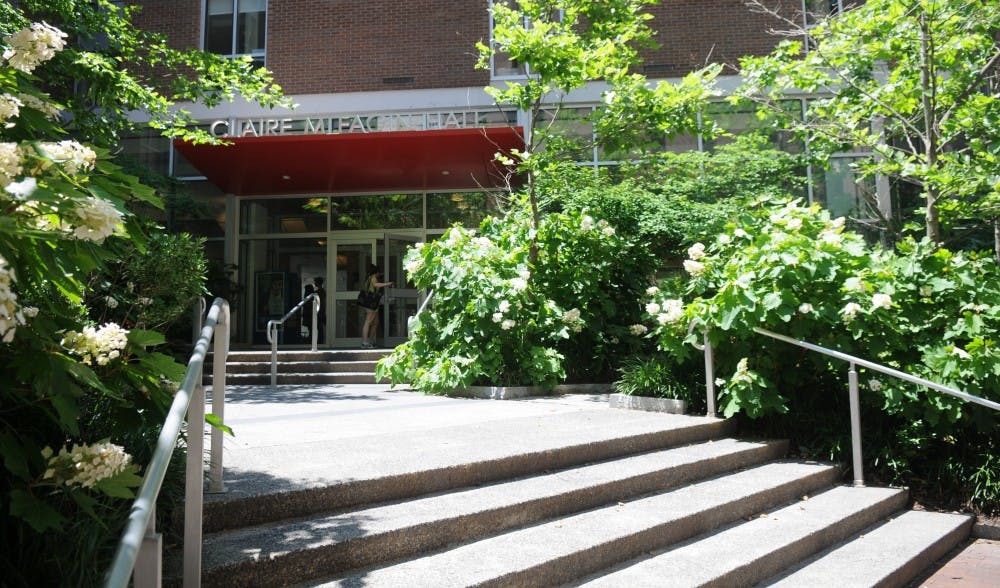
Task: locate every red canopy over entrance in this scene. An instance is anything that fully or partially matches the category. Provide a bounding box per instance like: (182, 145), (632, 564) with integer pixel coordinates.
(173, 127), (524, 196)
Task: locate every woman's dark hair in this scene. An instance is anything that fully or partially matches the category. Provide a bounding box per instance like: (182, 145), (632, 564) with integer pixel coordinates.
(367, 264), (380, 276)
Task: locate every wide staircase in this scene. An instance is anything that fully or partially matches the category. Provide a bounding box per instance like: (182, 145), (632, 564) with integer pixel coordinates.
(174, 404), (972, 587)
(205, 349), (391, 385)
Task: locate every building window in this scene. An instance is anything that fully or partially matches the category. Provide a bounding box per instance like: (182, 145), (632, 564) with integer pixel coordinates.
(205, 0), (266, 66)
(802, 0), (846, 28)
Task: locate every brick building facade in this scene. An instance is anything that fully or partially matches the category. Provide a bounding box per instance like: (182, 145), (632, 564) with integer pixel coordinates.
(123, 1), (859, 348)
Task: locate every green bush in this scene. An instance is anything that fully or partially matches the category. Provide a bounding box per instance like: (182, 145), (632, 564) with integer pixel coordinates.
(377, 204), (647, 391)
(613, 355), (700, 405)
(643, 196), (999, 512)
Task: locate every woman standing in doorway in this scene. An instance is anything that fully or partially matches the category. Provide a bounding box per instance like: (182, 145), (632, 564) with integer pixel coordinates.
(360, 264), (392, 348)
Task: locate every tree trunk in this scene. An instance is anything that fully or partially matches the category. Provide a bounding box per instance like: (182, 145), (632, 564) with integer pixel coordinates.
(994, 217), (999, 264)
(920, 12), (941, 244)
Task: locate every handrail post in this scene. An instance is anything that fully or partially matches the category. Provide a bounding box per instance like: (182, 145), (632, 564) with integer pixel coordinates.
(208, 302), (228, 493)
(848, 361), (864, 487)
(311, 293), (319, 352)
(132, 504), (160, 588)
(184, 372), (206, 587)
(192, 297), (206, 346)
(704, 332), (716, 418)
(269, 320), (278, 389)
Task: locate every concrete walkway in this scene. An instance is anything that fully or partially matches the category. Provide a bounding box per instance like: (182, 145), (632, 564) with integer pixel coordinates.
(204, 383), (998, 585)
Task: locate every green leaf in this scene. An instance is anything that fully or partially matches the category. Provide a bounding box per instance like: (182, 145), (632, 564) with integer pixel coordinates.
(93, 467), (143, 499)
(205, 413), (234, 436)
(9, 490), (65, 533)
(0, 432), (32, 481)
(127, 329), (166, 347)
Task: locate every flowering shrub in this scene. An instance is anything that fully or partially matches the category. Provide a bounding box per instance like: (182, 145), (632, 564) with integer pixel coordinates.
(378, 205), (642, 391)
(0, 21), (190, 553)
(645, 198), (999, 428)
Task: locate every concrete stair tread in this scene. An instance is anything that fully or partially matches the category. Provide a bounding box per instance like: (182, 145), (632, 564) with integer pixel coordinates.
(207, 411), (733, 504)
(304, 461), (840, 587)
(194, 438), (788, 581)
(761, 509), (974, 587)
(575, 484), (908, 587)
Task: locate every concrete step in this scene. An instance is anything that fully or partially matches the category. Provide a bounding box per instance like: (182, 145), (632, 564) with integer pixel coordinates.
(205, 372), (381, 385)
(304, 461), (841, 587)
(219, 360), (380, 374)
(575, 484), (908, 587)
(201, 413), (736, 533)
(761, 509), (973, 587)
(196, 438), (789, 586)
(216, 350), (390, 363)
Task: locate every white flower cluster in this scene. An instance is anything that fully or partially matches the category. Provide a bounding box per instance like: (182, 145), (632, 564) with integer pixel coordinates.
(500, 319), (516, 330)
(403, 256), (424, 275)
(841, 302), (862, 322)
(0, 142), (23, 187)
(656, 299), (685, 325)
(731, 357), (753, 384)
(17, 93), (60, 119)
(42, 442), (132, 489)
(509, 277), (528, 292)
(683, 242), (707, 276)
(39, 140), (97, 176)
(62, 322), (129, 366)
(798, 303), (814, 314)
(0, 256), (25, 343)
(471, 236), (493, 248)
(871, 293), (893, 310)
(2, 22), (67, 74)
(492, 299), (513, 324)
(562, 307), (583, 332)
(72, 196), (123, 242)
(629, 324), (648, 335)
(445, 227), (465, 246)
(0, 94), (22, 126)
(580, 215), (616, 237)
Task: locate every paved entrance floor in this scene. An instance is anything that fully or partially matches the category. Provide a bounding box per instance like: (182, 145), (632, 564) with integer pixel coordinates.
(205, 383), (998, 585)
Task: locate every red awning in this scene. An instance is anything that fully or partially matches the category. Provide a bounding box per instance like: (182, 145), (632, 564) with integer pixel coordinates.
(173, 127), (524, 195)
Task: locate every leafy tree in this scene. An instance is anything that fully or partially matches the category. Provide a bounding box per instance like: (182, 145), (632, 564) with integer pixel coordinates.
(477, 0), (719, 254)
(737, 0), (1000, 258)
(0, 0), (288, 147)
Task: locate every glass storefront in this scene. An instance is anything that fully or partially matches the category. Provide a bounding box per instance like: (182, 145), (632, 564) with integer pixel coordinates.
(234, 191), (498, 348)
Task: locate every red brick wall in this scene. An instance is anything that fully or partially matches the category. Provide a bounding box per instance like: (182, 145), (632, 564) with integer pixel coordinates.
(127, 0), (799, 94)
(643, 0), (797, 77)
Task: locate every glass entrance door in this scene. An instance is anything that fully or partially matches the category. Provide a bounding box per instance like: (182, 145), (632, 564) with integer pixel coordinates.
(381, 234), (421, 347)
(330, 240), (377, 347)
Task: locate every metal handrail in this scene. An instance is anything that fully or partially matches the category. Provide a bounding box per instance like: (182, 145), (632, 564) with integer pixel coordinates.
(105, 297), (230, 588)
(266, 293), (320, 388)
(700, 325), (999, 488)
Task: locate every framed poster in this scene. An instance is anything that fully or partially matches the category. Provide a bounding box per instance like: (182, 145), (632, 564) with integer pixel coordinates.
(255, 271), (286, 332)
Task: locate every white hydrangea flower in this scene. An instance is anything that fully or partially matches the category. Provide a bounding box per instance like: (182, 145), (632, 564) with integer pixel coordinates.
(734, 228), (749, 239)
(0, 256), (25, 343)
(22, 306), (38, 318)
(104, 296), (118, 309)
(871, 293), (892, 310)
(629, 324), (648, 335)
(71, 197), (122, 242)
(16, 93), (60, 119)
(597, 219), (609, 229)
(445, 227), (464, 246)
(138, 297), (152, 306)
(492, 312), (503, 323)
(683, 259), (706, 276)
(821, 230), (843, 246)
(786, 217), (803, 231)
(844, 277), (864, 292)
(656, 312), (671, 325)
(562, 308), (581, 324)
(518, 268), (531, 281)
(61, 322), (129, 366)
(841, 302), (862, 322)
(718, 233), (732, 245)
(43, 442), (132, 489)
(601, 226), (615, 237)
(661, 299), (685, 324)
(580, 215), (595, 231)
(645, 286), (659, 296)
(868, 379), (883, 392)
(732, 357), (753, 384)
(509, 277), (527, 292)
(38, 140), (97, 176)
(687, 242), (706, 261)
(645, 302), (661, 315)
(798, 303), (814, 314)
(0, 94), (22, 126)
(500, 319), (516, 330)
(3, 22), (68, 73)
(498, 300), (511, 313)
(471, 236), (492, 248)
(830, 217), (846, 229)
(0, 142), (23, 187)
(919, 285), (933, 297)
(4, 176), (36, 198)
(403, 256), (423, 274)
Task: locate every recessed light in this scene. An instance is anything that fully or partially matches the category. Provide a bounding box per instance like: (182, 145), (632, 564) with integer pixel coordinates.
(441, 170), (450, 175)
(281, 175), (291, 180)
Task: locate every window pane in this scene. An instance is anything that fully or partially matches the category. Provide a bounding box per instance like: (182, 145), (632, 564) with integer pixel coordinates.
(237, 0), (266, 54)
(427, 192), (501, 229)
(329, 194), (423, 230)
(812, 157), (875, 218)
(240, 197), (329, 234)
(539, 107), (594, 162)
(205, 0), (234, 54)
